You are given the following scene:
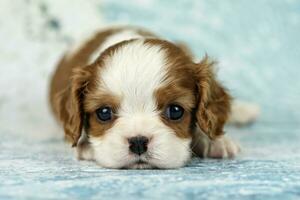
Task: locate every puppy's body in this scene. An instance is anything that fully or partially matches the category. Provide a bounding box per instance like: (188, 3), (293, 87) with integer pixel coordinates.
(50, 26), (248, 169)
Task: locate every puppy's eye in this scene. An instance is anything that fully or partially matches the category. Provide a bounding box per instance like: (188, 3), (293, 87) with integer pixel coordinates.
(165, 104), (184, 121)
(96, 106), (113, 122)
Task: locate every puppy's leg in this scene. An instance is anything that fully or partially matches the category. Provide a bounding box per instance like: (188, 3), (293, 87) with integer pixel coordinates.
(228, 100), (260, 126)
(204, 100), (259, 158)
(192, 129), (240, 158)
(207, 136), (240, 158)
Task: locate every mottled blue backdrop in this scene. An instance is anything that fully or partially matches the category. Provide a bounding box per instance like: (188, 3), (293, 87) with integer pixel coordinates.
(0, 0), (299, 199)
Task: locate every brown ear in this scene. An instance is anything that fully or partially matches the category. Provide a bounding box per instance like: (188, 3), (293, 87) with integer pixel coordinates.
(55, 66), (92, 147)
(194, 56), (231, 139)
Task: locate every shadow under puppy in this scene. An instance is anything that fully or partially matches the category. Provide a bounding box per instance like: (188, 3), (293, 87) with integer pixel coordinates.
(49, 26), (257, 169)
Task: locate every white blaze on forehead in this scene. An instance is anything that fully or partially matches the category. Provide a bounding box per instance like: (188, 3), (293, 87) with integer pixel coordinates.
(98, 40), (168, 115)
(89, 30), (144, 64)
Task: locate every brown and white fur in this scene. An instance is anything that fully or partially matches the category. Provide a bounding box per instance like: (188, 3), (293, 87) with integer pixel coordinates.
(49, 26), (259, 169)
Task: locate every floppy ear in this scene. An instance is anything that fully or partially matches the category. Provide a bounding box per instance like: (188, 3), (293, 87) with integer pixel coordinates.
(55, 66), (92, 147)
(194, 56), (231, 139)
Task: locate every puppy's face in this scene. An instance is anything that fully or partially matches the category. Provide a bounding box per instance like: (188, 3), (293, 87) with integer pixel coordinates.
(58, 39), (231, 169)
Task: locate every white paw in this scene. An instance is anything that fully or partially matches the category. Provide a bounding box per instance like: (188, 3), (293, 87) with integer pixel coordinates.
(229, 100), (260, 126)
(208, 136), (240, 158)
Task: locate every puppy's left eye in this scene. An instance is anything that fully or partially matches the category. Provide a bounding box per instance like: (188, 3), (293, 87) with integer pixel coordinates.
(96, 106), (113, 122)
(165, 104), (184, 121)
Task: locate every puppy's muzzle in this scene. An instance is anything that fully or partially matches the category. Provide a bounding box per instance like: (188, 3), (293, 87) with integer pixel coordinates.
(128, 136), (149, 155)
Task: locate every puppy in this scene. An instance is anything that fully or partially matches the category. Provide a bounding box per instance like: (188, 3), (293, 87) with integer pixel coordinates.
(49, 26), (256, 169)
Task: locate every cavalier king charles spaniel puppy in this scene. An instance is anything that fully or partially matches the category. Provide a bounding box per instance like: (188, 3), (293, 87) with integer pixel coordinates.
(49, 26), (259, 169)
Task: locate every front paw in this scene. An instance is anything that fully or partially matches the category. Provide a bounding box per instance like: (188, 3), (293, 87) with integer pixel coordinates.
(208, 136), (240, 158)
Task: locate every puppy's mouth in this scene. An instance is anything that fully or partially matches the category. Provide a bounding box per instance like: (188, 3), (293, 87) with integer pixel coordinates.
(123, 158), (155, 169)
(127, 162), (153, 169)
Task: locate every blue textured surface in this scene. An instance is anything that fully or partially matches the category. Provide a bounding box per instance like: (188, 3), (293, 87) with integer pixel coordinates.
(0, 0), (300, 199)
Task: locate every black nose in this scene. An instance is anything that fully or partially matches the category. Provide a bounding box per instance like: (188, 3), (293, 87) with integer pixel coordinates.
(128, 136), (149, 155)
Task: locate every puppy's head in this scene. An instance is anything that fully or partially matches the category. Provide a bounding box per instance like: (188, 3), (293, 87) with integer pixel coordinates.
(57, 39), (231, 169)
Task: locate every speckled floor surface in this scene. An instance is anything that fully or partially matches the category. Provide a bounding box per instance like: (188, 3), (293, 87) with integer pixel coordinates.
(0, 0), (299, 199)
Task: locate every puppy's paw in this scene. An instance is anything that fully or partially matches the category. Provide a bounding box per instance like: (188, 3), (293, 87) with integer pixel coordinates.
(208, 136), (240, 159)
(229, 100), (260, 126)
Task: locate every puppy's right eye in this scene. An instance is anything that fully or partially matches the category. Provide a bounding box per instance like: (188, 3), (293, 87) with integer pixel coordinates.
(96, 106), (112, 122)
